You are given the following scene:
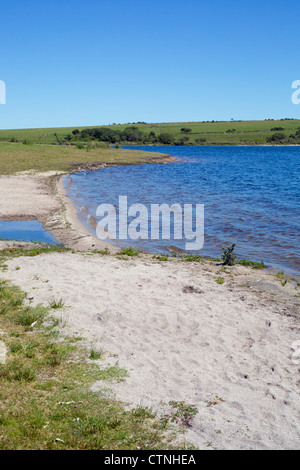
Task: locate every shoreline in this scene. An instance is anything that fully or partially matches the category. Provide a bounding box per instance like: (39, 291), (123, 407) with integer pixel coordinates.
(0, 168), (299, 279)
(0, 170), (115, 252)
(0, 169), (300, 449)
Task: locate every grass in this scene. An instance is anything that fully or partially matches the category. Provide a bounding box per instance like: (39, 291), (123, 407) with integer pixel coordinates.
(49, 299), (65, 309)
(153, 254), (170, 261)
(89, 348), (104, 361)
(0, 278), (190, 450)
(273, 271), (300, 287)
(0, 244), (69, 273)
(118, 247), (140, 257)
(0, 141), (169, 175)
(168, 401), (198, 427)
(236, 259), (266, 269)
(1, 119), (300, 148)
(179, 254), (203, 262)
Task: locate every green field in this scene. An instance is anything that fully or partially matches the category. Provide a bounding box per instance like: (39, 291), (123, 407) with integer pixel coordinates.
(1, 119), (300, 146)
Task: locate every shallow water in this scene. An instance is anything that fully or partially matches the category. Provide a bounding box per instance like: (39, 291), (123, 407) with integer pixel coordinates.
(0, 220), (59, 244)
(64, 146), (300, 277)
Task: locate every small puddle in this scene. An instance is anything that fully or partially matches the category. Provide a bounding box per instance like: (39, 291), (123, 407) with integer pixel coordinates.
(0, 220), (59, 244)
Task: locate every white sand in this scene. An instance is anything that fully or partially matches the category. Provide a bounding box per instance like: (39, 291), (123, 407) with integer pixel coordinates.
(1, 251), (300, 450)
(0, 171), (299, 449)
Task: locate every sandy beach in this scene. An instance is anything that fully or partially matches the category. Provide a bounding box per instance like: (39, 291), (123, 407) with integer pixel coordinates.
(0, 171), (299, 450)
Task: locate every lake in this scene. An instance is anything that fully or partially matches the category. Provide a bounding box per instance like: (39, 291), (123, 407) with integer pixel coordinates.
(64, 146), (300, 277)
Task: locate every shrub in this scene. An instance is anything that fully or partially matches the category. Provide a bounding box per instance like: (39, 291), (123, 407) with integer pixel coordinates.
(158, 133), (175, 145)
(266, 132), (287, 143)
(175, 136), (190, 146)
(222, 243), (236, 266)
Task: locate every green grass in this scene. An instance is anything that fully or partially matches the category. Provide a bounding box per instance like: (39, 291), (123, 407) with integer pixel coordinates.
(236, 259), (266, 269)
(0, 245), (69, 273)
(118, 247), (140, 257)
(1, 119), (300, 148)
(0, 142), (169, 175)
(153, 254), (169, 261)
(49, 299), (65, 309)
(0, 278), (190, 450)
(89, 348), (104, 361)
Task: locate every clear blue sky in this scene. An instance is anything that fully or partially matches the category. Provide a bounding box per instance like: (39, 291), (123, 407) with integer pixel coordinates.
(0, 0), (299, 129)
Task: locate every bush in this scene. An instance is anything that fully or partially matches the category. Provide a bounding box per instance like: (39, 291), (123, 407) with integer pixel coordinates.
(266, 132), (287, 143)
(176, 136), (190, 146)
(158, 133), (175, 145)
(222, 243), (236, 266)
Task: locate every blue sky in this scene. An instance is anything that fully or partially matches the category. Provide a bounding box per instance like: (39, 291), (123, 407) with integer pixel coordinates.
(0, 0), (299, 129)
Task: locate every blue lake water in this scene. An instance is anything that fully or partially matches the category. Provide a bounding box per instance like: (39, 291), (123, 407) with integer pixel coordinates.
(0, 220), (59, 245)
(64, 146), (300, 277)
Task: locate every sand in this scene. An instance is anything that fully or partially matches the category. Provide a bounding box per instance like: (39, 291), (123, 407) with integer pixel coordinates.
(0, 171), (117, 252)
(0, 171), (299, 450)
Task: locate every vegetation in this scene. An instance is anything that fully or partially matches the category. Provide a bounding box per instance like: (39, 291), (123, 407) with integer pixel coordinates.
(1, 119), (300, 148)
(153, 254), (170, 261)
(0, 245), (69, 273)
(236, 259), (265, 269)
(0, 142), (168, 175)
(118, 247), (140, 257)
(0, 278), (189, 450)
(222, 243), (237, 266)
(168, 401), (198, 427)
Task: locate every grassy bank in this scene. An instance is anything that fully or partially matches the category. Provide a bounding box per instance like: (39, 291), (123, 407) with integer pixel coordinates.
(0, 142), (168, 175)
(1, 119), (300, 147)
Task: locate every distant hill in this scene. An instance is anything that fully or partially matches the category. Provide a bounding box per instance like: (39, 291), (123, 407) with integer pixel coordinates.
(1, 119), (300, 146)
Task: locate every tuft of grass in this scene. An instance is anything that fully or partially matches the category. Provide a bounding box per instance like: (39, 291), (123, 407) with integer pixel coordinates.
(89, 348), (104, 361)
(118, 247), (140, 257)
(15, 305), (47, 329)
(0, 358), (36, 382)
(167, 401), (198, 427)
(153, 254), (169, 261)
(49, 299), (65, 309)
(215, 276), (225, 285)
(91, 247), (110, 255)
